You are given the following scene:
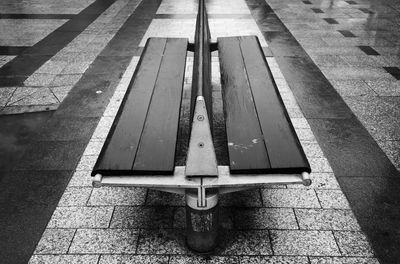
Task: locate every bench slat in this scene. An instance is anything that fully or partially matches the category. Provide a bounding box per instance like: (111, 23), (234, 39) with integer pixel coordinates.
(240, 36), (310, 173)
(218, 37), (271, 173)
(93, 38), (167, 175)
(218, 36), (311, 174)
(133, 38), (188, 174)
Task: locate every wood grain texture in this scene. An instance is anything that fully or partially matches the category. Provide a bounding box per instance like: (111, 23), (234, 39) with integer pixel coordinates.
(218, 36), (311, 174)
(93, 38), (167, 175)
(133, 38), (188, 174)
(218, 37), (271, 173)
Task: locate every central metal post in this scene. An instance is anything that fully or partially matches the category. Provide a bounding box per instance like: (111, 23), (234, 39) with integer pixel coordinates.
(185, 0), (219, 253)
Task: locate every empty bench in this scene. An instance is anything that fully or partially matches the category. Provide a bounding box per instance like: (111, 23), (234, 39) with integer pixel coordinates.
(218, 36), (311, 175)
(92, 37), (188, 176)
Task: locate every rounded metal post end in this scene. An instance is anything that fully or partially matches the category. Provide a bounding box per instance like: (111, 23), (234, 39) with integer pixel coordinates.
(302, 172), (312, 186)
(92, 174), (103, 188)
(185, 189), (219, 253)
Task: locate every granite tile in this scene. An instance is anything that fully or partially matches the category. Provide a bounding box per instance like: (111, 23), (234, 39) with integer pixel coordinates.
(220, 189), (262, 207)
(24, 73), (56, 86)
(329, 79), (376, 96)
(270, 230), (340, 256)
(334, 231), (375, 257)
(301, 143), (324, 158)
(99, 254), (168, 264)
(36, 61), (68, 74)
(289, 173), (340, 190)
(29, 255), (99, 264)
(308, 158), (333, 172)
(49, 74), (82, 87)
(82, 140), (104, 156)
(58, 187), (92, 206)
(233, 208), (298, 229)
(88, 187), (146, 206)
(262, 189), (320, 208)
(137, 229), (187, 254)
(240, 256), (309, 264)
(146, 190), (185, 206)
(91, 117), (114, 139)
(110, 206), (174, 229)
(217, 230), (272, 255)
(75, 155), (97, 171)
(0, 87), (16, 107)
(295, 209), (360, 230)
(309, 257), (380, 264)
(9, 88), (58, 106)
(34, 229), (75, 254)
(170, 255), (238, 264)
(51, 85), (73, 102)
(365, 79), (400, 96)
(68, 170), (92, 187)
(316, 190), (351, 209)
(377, 140), (400, 169)
(48, 206), (113, 228)
(69, 229), (138, 254)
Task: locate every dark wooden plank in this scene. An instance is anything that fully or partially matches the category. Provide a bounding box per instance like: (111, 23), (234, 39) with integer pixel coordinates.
(92, 38), (167, 175)
(239, 36), (310, 173)
(218, 37), (271, 173)
(133, 38), (188, 174)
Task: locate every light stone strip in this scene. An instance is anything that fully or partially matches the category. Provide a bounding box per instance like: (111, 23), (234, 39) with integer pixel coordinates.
(3, 0), (142, 114)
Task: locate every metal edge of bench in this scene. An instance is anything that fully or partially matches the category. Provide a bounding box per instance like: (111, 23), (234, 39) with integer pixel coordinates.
(93, 166), (311, 190)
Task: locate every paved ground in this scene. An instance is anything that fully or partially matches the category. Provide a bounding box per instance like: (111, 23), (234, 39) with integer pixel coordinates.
(0, 0), (399, 263)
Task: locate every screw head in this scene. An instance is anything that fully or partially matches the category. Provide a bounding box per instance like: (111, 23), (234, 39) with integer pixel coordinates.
(198, 142), (204, 148)
(197, 115), (204, 121)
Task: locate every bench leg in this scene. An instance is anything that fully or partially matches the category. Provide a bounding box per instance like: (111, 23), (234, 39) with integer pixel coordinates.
(185, 189), (219, 253)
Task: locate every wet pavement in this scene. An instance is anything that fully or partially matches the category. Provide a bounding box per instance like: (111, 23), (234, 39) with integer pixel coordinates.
(0, 0), (399, 263)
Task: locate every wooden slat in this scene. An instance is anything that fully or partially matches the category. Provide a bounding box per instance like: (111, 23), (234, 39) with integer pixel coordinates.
(132, 38), (188, 174)
(92, 38), (167, 175)
(218, 37), (271, 173)
(239, 36), (310, 173)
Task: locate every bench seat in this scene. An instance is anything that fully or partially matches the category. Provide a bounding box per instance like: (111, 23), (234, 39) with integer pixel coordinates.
(92, 37), (188, 176)
(218, 36), (311, 174)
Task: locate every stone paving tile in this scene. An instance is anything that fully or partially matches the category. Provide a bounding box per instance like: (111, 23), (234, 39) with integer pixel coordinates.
(49, 74), (83, 87)
(312, 55), (349, 67)
(316, 190), (351, 209)
(136, 229), (188, 254)
(68, 170), (93, 187)
(295, 209), (360, 230)
(146, 190), (185, 206)
(69, 229), (138, 254)
(7, 87), (39, 105)
(217, 230), (273, 255)
(270, 230), (341, 256)
(308, 158), (334, 172)
(0, 87), (16, 107)
(88, 187), (146, 206)
(377, 140), (400, 170)
(48, 206), (114, 228)
(219, 189), (262, 207)
(289, 173), (340, 190)
(34, 229), (75, 254)
(233, 208), (298, 229)
(51, 86), (73, 102)
(110, 206), (174, 229)
(75, 155), (98, 171)
(82, 140), (105, 156)
(24, 73), (56, 87)
(364, 79), (400, 96)
(58, 187), (92, 206)
(29, 254), (99, 264)
(91, 117), (114, 139)
(99, 254), (169, 264)
(301, 143), (324, 158)
(9, 88), (58, 106)
(309, 257), (380, 264)
(334, 231), (375, 257)
(170, 255), (238, 264)
(295, 128), (317, 142)
(261, 189), (321, 208)
(240, 256), (309, 264)
(329, 79), (376, 96)
(36, 61), (68, 75)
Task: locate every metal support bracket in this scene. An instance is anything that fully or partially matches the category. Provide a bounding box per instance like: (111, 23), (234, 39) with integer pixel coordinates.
(185, 96), (218, 177)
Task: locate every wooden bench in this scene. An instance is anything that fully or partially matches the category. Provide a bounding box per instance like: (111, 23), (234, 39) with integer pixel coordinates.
(92, 37), (188, 176)
(218, 36), (311, 175)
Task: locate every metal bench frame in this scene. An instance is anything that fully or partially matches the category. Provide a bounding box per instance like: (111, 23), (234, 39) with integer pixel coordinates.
(92, 0), (311, 253)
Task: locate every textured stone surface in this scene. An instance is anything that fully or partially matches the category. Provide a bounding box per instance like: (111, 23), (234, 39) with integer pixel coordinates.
(170, 255), (239, 264)
(88, 187), (146, 206)
(316, 190), (351, 209)
(48, 206), (114, 228)
(334, 231), (375, 257)
(218, 230), (272, 255)
(29, 255), (99, 264)
(220, 189), (262, 207)
(69, 229), (138, 254)
(34, 229), (75, 254)
(110, 206), (174, 229)
(240, 256), (309, 264)
(295, 209), (360, 230)
(270, 230), (340, 256)
(99, 255), (169, 264)
(262, 189), (320, 208)
(309, 257), (380, 264)
(233, 208), (298, 229)
(58, 187), (92, 206)
(136, 229), (187, 254)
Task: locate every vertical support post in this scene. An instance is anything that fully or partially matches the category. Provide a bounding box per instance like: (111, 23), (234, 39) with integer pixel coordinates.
(185, 189), (219, 253)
